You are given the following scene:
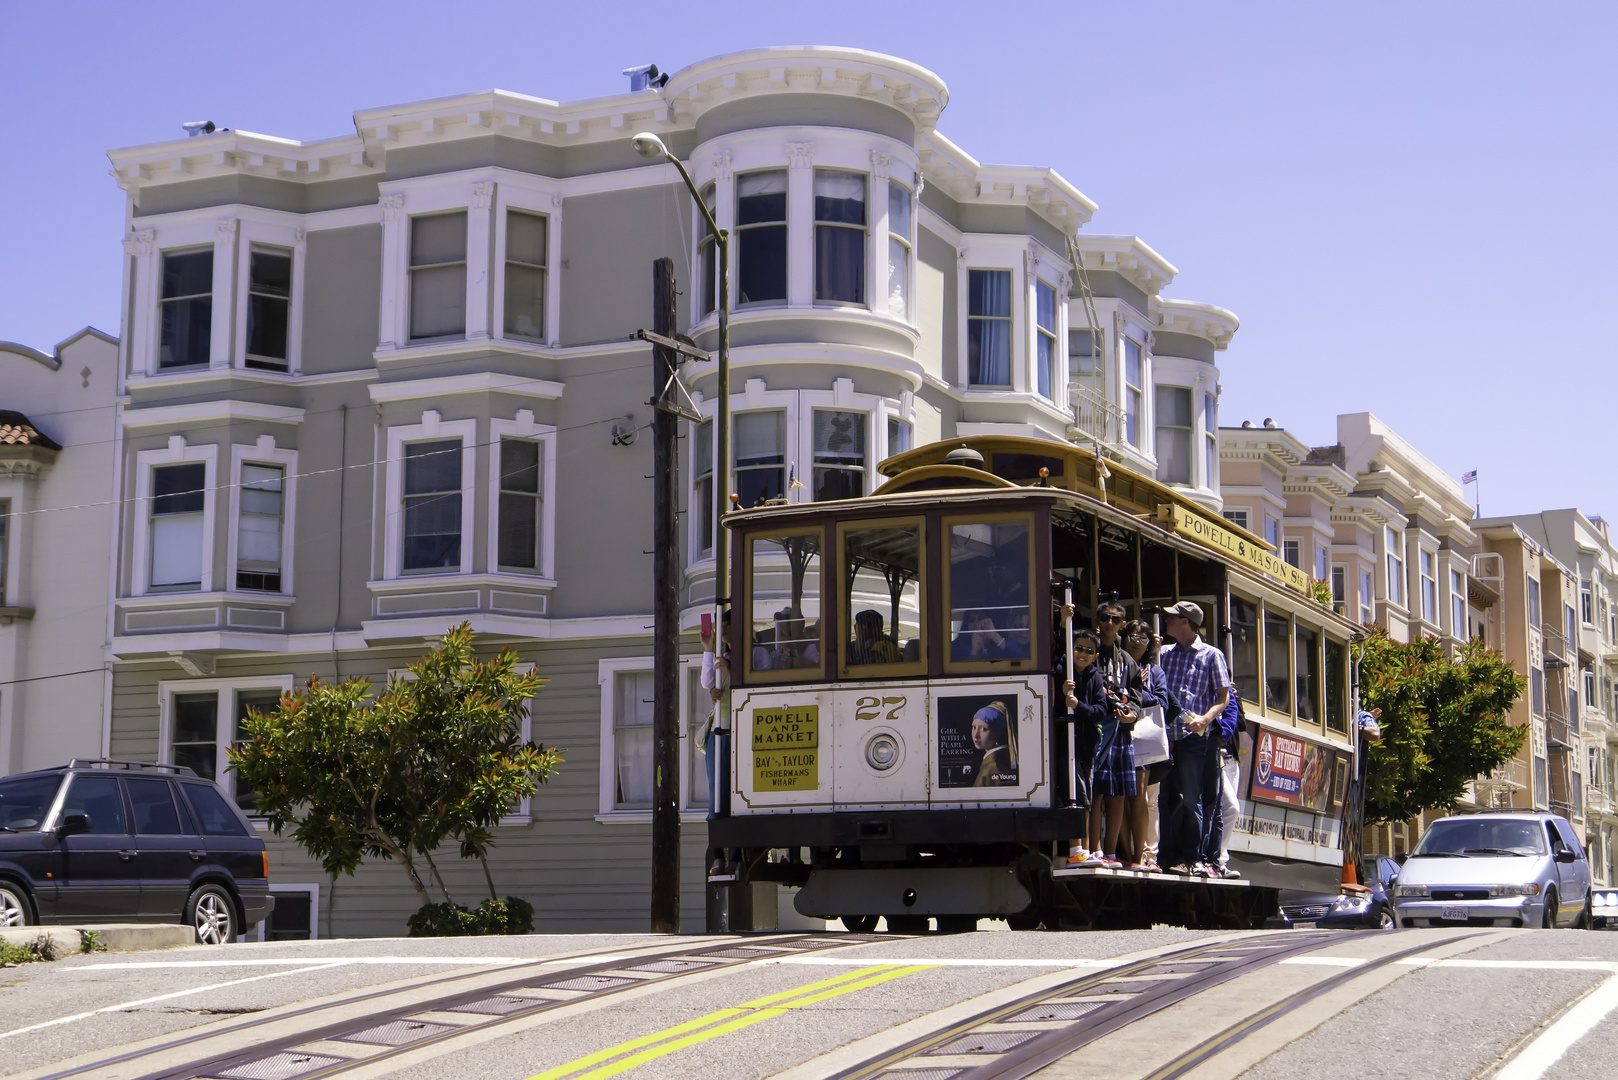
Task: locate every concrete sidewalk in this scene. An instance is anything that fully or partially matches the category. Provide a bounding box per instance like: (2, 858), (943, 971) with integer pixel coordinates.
(1, 923), (192, 956)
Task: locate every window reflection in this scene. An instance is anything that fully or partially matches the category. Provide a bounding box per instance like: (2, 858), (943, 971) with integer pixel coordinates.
(1265, 610), (1291, 713)
(948, 521), (1031, 664)
(1231, 595), (1260, 703)
(844, 524), (922, 668)
(748, 533), (822, 674)
(1296, 623), (1319, 721)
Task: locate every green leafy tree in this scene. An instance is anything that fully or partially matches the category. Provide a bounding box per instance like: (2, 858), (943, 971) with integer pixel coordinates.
(229, 623), (563, 908)
(1358, 630), (1526, 824)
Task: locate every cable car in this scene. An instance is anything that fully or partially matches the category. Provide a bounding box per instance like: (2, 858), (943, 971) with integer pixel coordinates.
(707, 436), (1364, 931)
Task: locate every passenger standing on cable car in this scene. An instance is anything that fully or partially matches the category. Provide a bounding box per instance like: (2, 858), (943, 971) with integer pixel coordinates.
(1121, 620), (1179, 871)
(1088, 602), (1143, 865)
(1212, 691), (1244, 878)
(1059, 626), (1110, 865)
(1157, 600), (1232, 875)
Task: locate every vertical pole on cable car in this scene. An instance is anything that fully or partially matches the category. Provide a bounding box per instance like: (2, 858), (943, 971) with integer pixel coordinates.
(1065, 581), (1077, 809)
(650, 256), (680, 934)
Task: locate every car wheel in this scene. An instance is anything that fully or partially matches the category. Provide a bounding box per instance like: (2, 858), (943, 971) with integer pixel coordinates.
(1577, 892), (1593, 930)
(1542, 888), (1558, 930)
(0, 883), (31, 928)
(1377, 906), (1395, 930)
(841, 915), (878, 934)
(187, 884), (236, 945)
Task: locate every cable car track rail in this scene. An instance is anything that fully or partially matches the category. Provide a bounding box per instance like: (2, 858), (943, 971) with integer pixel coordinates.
(827, 931), (1470, 1080)
(29, 932), (885, 1080)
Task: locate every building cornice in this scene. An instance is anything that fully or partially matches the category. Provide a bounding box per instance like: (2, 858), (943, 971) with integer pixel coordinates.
(1152, 297), (1238, 350)
(120, 400), (305, 429)
(1071, 235), (1176, 296)
(367, 372), (565, 405)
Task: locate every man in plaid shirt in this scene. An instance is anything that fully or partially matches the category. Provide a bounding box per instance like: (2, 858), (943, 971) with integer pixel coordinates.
(1157, 600), (1231, 874)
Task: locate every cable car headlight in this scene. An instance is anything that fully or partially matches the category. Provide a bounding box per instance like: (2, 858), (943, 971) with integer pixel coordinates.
(866, 733), (901, 772)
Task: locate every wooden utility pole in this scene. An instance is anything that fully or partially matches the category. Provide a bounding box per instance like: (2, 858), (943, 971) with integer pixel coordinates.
(650, 256), (681, 933)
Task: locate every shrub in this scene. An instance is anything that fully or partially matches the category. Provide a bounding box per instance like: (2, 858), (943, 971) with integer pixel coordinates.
(408, 896), (535, 937)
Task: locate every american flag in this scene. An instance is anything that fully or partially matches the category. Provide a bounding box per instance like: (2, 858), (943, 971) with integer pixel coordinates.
(1462, 470), (1478, 485)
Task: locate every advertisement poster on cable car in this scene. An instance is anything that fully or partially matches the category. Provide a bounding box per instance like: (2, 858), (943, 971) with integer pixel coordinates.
(1249, 727), (1335, 811)
(937, 694), (1019, 788)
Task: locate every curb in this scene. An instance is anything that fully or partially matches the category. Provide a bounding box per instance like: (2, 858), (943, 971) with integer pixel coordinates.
(1, 923), (193, 956)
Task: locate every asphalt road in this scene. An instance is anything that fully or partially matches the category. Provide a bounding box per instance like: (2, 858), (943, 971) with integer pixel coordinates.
(4, 926), (1616, 1080)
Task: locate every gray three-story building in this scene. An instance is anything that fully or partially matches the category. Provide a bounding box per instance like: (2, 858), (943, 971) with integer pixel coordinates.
(101, 47), (1237, 936)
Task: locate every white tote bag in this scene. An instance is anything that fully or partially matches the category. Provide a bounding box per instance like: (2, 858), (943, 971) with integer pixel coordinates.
(1131, 705), (1170, 766)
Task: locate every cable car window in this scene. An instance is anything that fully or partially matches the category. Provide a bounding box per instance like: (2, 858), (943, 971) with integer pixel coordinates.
(1230, 594), (1260, 704)
(1325, 637), (1347, 732)
(946, 518), (1032, 668)
(1265, 609), (1292, 714)
(1296, 623), (1320, 722)
(746, 531), (823, 680)
(841, 521), (925, 675)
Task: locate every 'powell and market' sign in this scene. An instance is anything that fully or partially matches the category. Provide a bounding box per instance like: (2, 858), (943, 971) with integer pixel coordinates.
(1156, 504), (1311, 594)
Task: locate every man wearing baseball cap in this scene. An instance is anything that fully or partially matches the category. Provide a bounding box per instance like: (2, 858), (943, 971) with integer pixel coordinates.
(1157, 600), (1231, 875)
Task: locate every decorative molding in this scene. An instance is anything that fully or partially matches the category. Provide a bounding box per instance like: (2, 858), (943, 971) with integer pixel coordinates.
(367, 371), (565, 404)
(711, 149), (733, 182)
(215, 218), (238, 241)
(470, 181), (495, 209)
(123, 229), (155, 256)
(785, 141), (815, 170)
(121, 400), (306, 429)
(870, 151), (894, 179)
(379, 193), (405, 223)
(293, 227), (307, 247)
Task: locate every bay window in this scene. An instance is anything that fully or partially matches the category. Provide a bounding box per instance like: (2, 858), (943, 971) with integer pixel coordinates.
(502, 210), (548, 342)
(1528, 577), (1542, 625)
(1332, 566), (1347, 614)
(1222, 509), (1249, 531)
(736, 171), (787, 304)
(1360, 568), (1374, 624)
(1203, 393), (1218, 488)
(497, 438), (542, 572)
(235, 465), (284, 592)
(1315, 545), (1328, 581)
(1035, 282), (1057, 399)
(812, 410), (865, 501)
(159, 249), (213, 369)
(967, 269), (1012, 387)
(814, 170), (866, 304)
(887, 182), (911, 318)
(734, 411), (786, 508)
(402, 440), (463, 572)
(150, 463), (206, 590)
(1069, 328), (1098, 378)
(245, 246), (292, 370)
(693, 420), (714, 555)
(698, 184), (718, 317)
(1124, 338), (1143, 447)
(887, 416), (911, 457)
(1154, 385), (1192, 484)
(408, 212), (467, 341)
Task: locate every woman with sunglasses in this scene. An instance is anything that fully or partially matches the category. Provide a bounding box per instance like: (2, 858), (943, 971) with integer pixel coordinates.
(1119, 619), (1180, 871)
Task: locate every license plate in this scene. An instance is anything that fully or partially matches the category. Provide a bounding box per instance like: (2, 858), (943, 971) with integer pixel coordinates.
(1442, 906), (1468, 921)
(1293, 921), (1317, 929)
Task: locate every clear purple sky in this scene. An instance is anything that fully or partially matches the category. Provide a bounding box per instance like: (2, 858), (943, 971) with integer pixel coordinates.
(3, 2), (1613, 518)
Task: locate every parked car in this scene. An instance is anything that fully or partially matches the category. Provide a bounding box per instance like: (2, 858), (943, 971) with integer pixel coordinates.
(0, 759), (272, 943)
(1391, 811), (1592, 929)
(1591, 887), (1618, 929)
(1279, 855), (1399, 929)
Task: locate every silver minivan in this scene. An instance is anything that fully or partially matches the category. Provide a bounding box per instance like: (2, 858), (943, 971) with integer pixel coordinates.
(1391, 811), (1592, 929)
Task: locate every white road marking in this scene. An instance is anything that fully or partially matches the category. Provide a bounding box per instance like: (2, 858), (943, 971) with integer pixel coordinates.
(1494, 974), (1618, 1080)
(0, 962), (346, 1041)
(753, 956), (1120, 968)
(66, 950), (649, 971)
(1279, 956), (1367, 967)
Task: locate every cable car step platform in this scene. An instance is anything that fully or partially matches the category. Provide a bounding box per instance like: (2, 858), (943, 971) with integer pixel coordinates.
(1052, 864), (1251, 886)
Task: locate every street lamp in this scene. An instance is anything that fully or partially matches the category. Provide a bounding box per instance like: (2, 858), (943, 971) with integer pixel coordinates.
(632, 132), (733, 816)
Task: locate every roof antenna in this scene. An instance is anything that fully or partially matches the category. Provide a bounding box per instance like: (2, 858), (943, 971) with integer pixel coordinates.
(622, 64), (669, 92)
(181, 121), (216, 138)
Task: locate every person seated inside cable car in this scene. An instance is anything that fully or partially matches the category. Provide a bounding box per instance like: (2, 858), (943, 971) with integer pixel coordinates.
(753, 608), (820, 670)
(849, 609), (901, 665)
(951, 610), (1029, 661)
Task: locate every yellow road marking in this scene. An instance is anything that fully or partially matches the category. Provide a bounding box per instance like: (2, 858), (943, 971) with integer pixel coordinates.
(526, 964), (934, 1080)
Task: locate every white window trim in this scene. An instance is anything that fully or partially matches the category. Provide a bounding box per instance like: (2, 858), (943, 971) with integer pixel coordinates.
(1417, 546), (1439, 625)
(226, 437), (298, 598)
(491, 175), (564, 348)
(233, 221), (307, 374)
(378, 172), (498, 353)
(254, 882), (321, 941)
(383, 411), (478, 580)
(597, 655), (714, 823)
(1029, 271), (1067, 410)
(158, 675), (295, 809)
(131, 437), (219, 597)
(686, 129), (919, 324)
(131, 219), (229, 377)
(487, 412), (558, 582)
(686, 379), (908, 564)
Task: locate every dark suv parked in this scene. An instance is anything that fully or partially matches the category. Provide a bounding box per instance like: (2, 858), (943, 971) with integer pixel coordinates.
(0, 759), (272, 943)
